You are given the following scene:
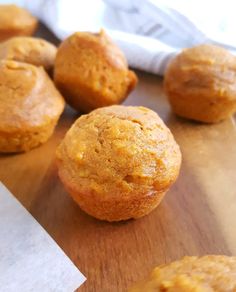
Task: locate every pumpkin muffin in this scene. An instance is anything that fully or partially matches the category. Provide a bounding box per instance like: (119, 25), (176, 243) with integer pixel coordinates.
(0, 5), (38, 42)
(54, 30), (137, 113)
(164, 44), (236, 123)
(129, 255), (236, 291)
(0, 60), (65, 153)
(0, 37), (57, 72)
(56, 105), (181, 221)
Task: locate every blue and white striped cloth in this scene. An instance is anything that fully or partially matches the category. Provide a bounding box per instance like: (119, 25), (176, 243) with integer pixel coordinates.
(1, 0), (236, 75)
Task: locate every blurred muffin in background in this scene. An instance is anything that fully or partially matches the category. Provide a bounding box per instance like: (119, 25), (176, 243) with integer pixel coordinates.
(0, 5), (38, 42)
(54, 30), (137, 113)
(164, 44), (236, 123)
(129, 255), (236, 291)
(0, 60), (65, 153)
(0, 37), (57, 72)
(56, 105), (181, 221)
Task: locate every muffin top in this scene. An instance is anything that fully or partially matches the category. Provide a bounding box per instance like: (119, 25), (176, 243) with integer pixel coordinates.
(54, 30), (137, 109)
(0, 60), (64, 132)
(0, 37), (57, 70)
(130, 255), (236, 291)
(55, 29), (128, 72)
(164, 44), (236, 101)
(56, 105), (181, 199)
(174, 44), (236, 67)
(0, 5), (37, 30)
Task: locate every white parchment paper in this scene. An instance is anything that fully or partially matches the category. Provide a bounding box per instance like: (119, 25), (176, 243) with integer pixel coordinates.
(0, 182), (86, 292)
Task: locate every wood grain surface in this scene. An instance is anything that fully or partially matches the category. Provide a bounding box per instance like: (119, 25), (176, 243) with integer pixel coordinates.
(0, 24), (236, 292)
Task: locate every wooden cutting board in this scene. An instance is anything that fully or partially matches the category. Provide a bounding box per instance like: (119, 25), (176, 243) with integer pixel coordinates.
(0, 24), (236, 292)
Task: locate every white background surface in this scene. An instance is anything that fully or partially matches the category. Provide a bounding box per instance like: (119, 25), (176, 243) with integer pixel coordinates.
(0, 182), (86, 292)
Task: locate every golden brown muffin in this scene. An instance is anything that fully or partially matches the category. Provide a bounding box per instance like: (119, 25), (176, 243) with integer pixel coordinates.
(0, 37), (57, 72)
(0, 5), (38, 42)
(129, 255), (236, 291)
(54, 30), (137, 113)
(0, 60), (65, 153)
(164, 44), (236, 123)
(56, 105), (181, 221)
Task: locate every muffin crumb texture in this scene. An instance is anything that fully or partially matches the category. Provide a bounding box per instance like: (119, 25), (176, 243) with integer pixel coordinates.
(130, 255), (236, 291)
(56, 105), (181, 221)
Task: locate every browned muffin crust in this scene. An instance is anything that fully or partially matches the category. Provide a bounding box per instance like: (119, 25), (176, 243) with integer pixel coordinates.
(56, 105), (181, 221)
(0, 60), (65, 152)
(164, 44), (236, 123)
(0, 5), (38, 42)
(54, 30), (137, 113)
(0, 37), (57, 71)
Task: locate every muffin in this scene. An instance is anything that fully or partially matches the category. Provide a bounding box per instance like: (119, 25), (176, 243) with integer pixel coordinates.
(0, 37), (57, 72)
(54, 30), (137, 113)
(129, 255), (236, 291)
(0, 60), (65, 153)
(0, 5), (38, 42)
(56, 105), (181, 221)
(164, 44), (236, 123)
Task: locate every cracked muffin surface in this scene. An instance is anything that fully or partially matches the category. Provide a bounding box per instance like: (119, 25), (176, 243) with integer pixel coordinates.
(54, 30), (137, 113)
(129, 255), (236, 292)
(164, 44), (236, 123)
(0, 60), (65, 152)
(56, 105), (181, 221)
